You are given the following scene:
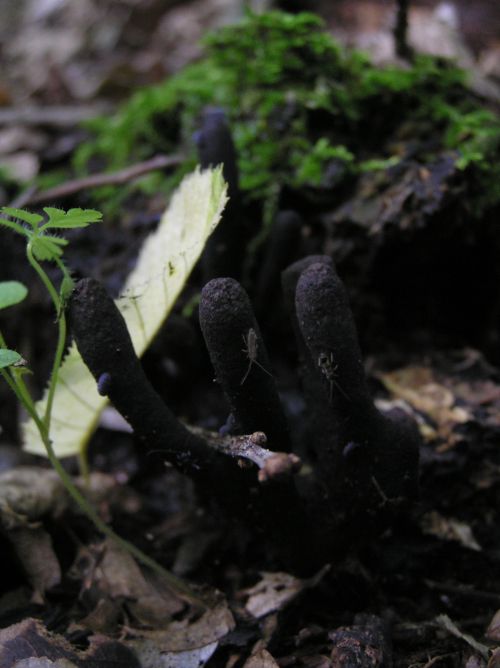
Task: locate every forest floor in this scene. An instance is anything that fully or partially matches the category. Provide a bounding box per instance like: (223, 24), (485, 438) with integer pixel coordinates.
(1, 2), (500, 667)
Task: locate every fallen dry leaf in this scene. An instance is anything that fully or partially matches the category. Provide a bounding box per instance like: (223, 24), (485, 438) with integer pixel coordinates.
(242, 567), (329, 619)
(0, 468), (118, 527)
(453, 380), (500, 407)
(243, 648), (280, 667)
(436, 614), (490, 660)
(0, 468), (65, 526)
(8, 527), (61, 602)
(0, 468), (137, 602)
(464, 655), (486, 668)
(421, 511), (481, 551)
(129, 639), (219, 668)
(486, 610), (500, 642)
(489, 648), (500, 667)
(77, 537), (184, 626)
(0, 618), (139, 668)
(12, 659), (77, 667)
(126, 598), (235, 667)
(126, 598), (234, 651)
(243, 572), (304, 619)
(377, 366), (471, 448)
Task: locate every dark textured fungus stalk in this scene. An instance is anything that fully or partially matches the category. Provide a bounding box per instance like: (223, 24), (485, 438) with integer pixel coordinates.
(294, 262), (420, 523)
(255, 210), (302, 318)
(70, 278), (309, 564)
(195, 107), (246, 280)
(281, 256), (338, 456)
(295, 261), (372, 412)
(199, 277), (317, 566)
(394, 0), (413, 61)
(282, 254), (334, 379)
(199, 277), (290, 451)
(69, 278), (216, 476)
(70, 254), (421, 568)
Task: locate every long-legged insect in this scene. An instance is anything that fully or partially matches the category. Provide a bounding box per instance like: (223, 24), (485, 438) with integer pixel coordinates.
(240, 328), (272, 385)
(317, 351), (349, 401)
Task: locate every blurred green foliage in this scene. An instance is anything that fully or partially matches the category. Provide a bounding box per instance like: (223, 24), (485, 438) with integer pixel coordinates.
(74, 10), (500, 215)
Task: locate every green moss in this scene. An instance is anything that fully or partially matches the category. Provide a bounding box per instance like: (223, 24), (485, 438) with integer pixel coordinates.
(72, 9), (500, 218)
(291, 139), (354, 186)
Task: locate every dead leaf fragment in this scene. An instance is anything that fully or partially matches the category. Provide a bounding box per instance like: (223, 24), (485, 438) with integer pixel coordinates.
(244, 572), (304, 618)
(127, 598), (234, 668)
(243, 648), (280, 667)
(0, 468), (65, 526)
(242, 567), (329, 619)
(465, 656), (487, 668)
(75, 538), (184, 626)
(377, 366), (471, 447)
(0, 468), (119, 528)
(8, 527), (61, 601)
(72, 598), (121, 635)
(130, 640), (219, 668)
(126, 598), (235, 652)
(486, 610), (500, 641)
(0, 618), (139, 668)
(489, 648), (500, 667)
(13, 659), (77, 667)
(436, 614), (490, 660)
(421, 511), (481, 551)
(453, 380), (500, 407)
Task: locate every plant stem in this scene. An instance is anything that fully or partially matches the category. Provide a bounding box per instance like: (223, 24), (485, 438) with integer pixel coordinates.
(0, 353), (206, 607)
(78, 448), (90, 484)
(26, 244), (67, 430)
(26, 244), (60, 313)
(0, 331), (39, 424)
(40, 429), (206, 608)
(44, 311), (66, 431)
(0, 368), (31, 418)
(17, 242), (207, 609)
(1, 212), (205, 608)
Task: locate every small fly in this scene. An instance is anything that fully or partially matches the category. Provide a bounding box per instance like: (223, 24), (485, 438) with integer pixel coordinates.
(317, 351), (349, 401)
(240, 328), (272, 385)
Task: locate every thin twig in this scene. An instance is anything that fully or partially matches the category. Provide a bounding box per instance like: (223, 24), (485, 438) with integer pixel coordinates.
(18, 154), (184, 207)
(435, 614), (490, 660)
(0, 104), (110, 127)
(188, 427), (302, 483)
(8, 185), (38, 209)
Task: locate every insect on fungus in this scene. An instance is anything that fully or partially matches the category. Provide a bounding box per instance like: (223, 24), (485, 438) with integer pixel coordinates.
(240, 328), (272, 385)
(317, 351), (349, 401)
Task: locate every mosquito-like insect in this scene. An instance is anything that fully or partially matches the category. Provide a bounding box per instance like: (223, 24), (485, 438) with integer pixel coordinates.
(240, 328), (272, 385)
(317, 351), (349, 401)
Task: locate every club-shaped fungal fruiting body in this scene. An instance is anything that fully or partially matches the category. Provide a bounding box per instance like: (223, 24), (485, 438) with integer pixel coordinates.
(71, 255), (420, 567)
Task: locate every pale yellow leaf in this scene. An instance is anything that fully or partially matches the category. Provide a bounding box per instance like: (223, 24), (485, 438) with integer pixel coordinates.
(23, 166), (227, 457)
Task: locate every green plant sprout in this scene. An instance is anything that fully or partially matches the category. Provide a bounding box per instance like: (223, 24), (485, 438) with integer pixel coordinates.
(0, 206), (205, 608)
